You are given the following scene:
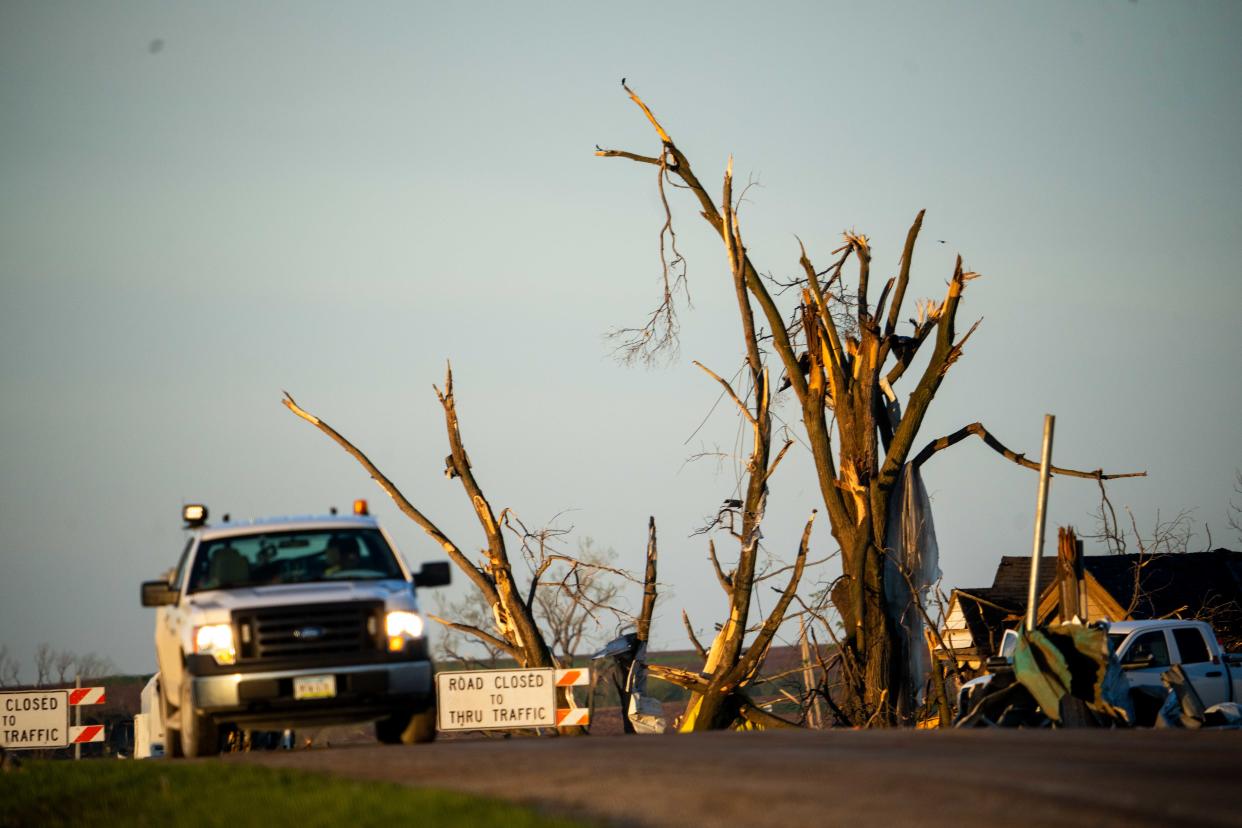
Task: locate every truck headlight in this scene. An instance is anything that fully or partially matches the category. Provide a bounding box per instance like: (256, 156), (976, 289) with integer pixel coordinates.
(194, 624), (236, 665)
(385, 611), (424, 652)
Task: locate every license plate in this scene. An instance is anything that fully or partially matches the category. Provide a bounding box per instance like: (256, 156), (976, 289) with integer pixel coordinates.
(293, 674), (336, 700)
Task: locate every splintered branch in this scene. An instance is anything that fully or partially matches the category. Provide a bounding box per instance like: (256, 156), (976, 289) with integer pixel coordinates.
(621, 78), (672, 143)
(912, 421), (1147, 480)
(594, 146), (660, 165)
(763, 439), (795, 485)
(693, 360), (757, 426)
(428, 615), (520, 660)
(638, 517), (659, 644)
(434, 362), (504, 557)
(884, 210), (926, 339)
(724, 511), (815, 688)
(647, 663), (710, 692)
(878, 255), (979, 488)
(708, 539), (734, 595)
(736, 696), (800, 729)
(683, 610), (708, 659)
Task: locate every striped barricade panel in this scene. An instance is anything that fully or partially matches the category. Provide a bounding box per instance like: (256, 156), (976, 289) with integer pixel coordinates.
(69, 725), (105, 744)
(68, 687), (106, 706)
(553, 669), (589, 687)
(555, 708), (589, 726)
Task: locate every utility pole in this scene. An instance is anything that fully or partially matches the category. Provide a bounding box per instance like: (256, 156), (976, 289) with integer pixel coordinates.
(1025, 415), (1055, 632)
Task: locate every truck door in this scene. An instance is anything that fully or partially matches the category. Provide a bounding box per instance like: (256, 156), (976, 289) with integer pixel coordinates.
(1171, 626), (1228, 708)
(1119, 629), (1172, 702)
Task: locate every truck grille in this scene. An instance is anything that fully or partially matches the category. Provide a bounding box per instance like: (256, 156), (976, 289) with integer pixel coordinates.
(233, 602), (383, 661)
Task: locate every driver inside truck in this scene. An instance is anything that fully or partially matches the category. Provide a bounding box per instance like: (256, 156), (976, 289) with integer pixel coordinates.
(323, 535), (362, 576)
(205, 543), (250, 589)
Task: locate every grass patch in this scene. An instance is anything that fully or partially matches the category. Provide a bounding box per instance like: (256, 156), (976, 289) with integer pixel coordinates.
(0, 760), (592, 828)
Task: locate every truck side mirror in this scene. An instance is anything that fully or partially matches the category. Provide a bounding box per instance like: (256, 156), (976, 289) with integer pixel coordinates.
(141, 580), (179, 607)
(415, 562), (451, 588)
(985, 656), (1013, 673)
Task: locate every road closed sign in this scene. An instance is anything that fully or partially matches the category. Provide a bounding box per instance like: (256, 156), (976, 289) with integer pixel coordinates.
(1, 690), (70, 749)
(436, 668), (557, 731)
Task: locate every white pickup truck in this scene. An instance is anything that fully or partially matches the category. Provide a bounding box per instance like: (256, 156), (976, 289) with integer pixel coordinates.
(1107, 619), (1242, 718)
(957, 619), (1242, 725)
(140, 503), (450, 757)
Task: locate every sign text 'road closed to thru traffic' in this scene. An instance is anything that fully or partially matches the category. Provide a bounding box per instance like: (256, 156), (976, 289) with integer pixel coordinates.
(436, 668), (556, 731)
(1, 690), (70, 749)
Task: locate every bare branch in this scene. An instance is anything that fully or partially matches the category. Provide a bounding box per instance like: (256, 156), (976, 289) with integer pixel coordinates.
(594, 147), (661, 165)
(620, 78), (673, 143)
(725, 510), (815, 688)
(682, 610), (708, 659)
(754, 554), (835, 584)
(912, 421), (1147, 480)
(647, 663), (710, 692)
(884, 210), (926, 339)
(736, 696), (801, 729)
(708, 539), (733, 595)
(281, 391), (500, 607)
(428, 614), (521, 660)
(693, 360), (757, 426)
(762, 439), (795, 485)
(638, 517), (659, 644)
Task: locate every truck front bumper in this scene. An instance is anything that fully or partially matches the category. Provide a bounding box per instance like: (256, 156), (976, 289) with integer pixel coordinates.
(190, 660), (432, 715)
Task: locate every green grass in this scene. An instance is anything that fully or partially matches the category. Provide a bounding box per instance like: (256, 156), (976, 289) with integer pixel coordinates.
(0, 760), (592, 828)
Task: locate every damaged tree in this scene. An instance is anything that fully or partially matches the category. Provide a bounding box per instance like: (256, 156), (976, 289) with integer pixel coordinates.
(598, 82), (1143, 725)
(622, 147), (817, 731)
(284, 364), (593, 729)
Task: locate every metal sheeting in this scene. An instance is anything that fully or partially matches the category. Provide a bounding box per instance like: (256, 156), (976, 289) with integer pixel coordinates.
(1011, 623), (1133, 726)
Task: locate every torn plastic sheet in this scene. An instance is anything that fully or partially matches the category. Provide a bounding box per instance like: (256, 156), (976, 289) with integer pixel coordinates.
(1012, 623), (1134, 725)
(882, 463), (941, 716)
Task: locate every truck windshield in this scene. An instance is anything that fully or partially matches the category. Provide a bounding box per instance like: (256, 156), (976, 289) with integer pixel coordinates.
(187, 528), (404, 592)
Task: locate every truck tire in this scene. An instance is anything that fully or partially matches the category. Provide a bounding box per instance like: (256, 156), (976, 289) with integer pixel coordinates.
(375, 704), (436, 745)
(179, 679), (220, 758)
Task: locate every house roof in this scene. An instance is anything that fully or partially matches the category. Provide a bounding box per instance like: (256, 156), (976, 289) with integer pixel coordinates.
(1077, 549), (1242, 620)
(989, 556), (1058, 605)
(950, 557), (1056, 658)
(954, 588), (1020, 657)
(1072, 549), (1242, 647)
(954, 548), (1242, 654)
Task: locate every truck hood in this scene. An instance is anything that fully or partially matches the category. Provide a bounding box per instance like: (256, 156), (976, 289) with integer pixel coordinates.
(186, 580), (417, 613)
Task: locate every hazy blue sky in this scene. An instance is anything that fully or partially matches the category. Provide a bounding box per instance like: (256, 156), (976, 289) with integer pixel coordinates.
(2, 1), (1240, 679)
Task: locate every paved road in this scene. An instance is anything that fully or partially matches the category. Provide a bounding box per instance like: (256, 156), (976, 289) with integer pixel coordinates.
(229, 729), (1241, 827)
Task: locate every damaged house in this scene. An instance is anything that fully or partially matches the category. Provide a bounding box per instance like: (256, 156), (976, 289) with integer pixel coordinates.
(939, 548), (1242, 675)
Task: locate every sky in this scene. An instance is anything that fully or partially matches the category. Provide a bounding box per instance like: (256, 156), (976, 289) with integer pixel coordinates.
(1, 1), (1240, 680)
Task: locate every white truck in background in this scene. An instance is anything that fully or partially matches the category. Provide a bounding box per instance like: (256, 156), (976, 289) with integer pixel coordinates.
(957, 619), (1242, 725)
(1106, 619), (1242, 720)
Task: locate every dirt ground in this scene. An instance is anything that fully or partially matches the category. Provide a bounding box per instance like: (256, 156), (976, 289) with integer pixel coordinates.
(228, 727), (1242, 827)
